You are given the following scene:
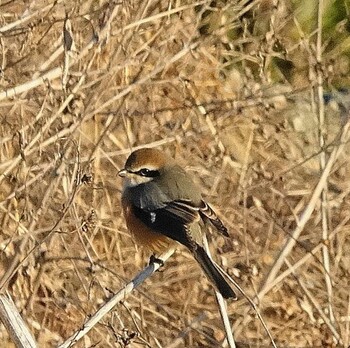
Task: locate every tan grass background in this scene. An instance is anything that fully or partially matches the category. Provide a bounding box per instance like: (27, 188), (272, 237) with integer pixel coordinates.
(1, 0), (350, 347)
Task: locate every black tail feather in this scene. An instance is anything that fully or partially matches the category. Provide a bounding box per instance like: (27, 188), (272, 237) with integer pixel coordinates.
(193, 245), (236, 299)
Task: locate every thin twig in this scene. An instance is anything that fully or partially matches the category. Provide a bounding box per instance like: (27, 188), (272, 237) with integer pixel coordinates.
(0, 0), (120, 101)
(214, 263), (278, 348)
(258, 214), (350, 300)
(285, 259), (341, 344)
(58, 248), (175, 348)
(345, 292), (350, 347)
(259, 118), (350, 298)
(316, 0), (335, 323)
(0, 1), (62, 33)
(202, 237), (236, 348)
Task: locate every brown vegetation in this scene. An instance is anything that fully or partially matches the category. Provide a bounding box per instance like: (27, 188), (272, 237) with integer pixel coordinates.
(0, 1), (349, 347)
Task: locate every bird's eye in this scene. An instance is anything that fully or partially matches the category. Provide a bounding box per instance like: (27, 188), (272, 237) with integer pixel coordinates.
(139, 168), (150, 176)
(137, 168), (160, 177)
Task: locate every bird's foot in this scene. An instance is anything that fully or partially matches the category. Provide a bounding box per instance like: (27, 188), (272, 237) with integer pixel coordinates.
(149, 254), (164, 267)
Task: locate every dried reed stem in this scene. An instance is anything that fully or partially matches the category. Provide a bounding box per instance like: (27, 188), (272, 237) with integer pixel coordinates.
(202, 236), (236, 348)
(58, 248), (175, 348)
(259, 117), (350, 298)
(0, 293), (37, 348)
(316, 0), (335, 324)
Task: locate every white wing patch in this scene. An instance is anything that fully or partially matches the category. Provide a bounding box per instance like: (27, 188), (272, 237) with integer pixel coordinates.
(150, 212), (156, 223)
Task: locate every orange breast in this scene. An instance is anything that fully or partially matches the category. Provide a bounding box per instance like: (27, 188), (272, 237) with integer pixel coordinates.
(122, 198), (175, 254)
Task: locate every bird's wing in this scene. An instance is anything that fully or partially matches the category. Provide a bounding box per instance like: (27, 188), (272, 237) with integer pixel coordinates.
(131, 200), (235, 298)
(131, 200), (196, 248)
(164, 199), (201, 224)
(129, 180), (229, 239)
(198, 201), (229, 237)
(168, 199), (229, 237)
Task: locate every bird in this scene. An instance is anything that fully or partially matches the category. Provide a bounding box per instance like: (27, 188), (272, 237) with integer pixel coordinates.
(118, 147), (236, 299)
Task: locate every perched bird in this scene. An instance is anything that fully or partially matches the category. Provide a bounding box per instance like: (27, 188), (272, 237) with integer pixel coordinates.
(119, 148), (236, 299)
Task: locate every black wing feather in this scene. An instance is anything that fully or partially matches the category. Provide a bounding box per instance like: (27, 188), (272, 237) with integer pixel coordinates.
(132, 203), (197, 249)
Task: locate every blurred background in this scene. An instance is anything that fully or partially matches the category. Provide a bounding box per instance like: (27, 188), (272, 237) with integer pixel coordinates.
(1, 0), (350, 347)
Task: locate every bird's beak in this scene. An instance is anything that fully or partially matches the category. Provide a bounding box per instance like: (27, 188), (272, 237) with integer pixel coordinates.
(118, 169), (127, 177)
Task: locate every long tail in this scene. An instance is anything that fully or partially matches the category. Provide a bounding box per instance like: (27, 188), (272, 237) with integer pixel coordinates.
(193, 245), (236, 299)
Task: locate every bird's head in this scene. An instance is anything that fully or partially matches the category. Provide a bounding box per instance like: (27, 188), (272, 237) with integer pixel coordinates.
(118, 148), (171, 187)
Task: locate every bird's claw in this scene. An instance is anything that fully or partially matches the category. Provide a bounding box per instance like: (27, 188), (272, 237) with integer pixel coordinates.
(149, 254), (164, 267)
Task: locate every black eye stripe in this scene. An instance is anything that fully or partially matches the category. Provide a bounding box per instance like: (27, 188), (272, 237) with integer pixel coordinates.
(134, 168), (160, 177)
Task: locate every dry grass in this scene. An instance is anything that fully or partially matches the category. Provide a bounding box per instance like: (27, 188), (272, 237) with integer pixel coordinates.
(1, 0), (350, 347)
